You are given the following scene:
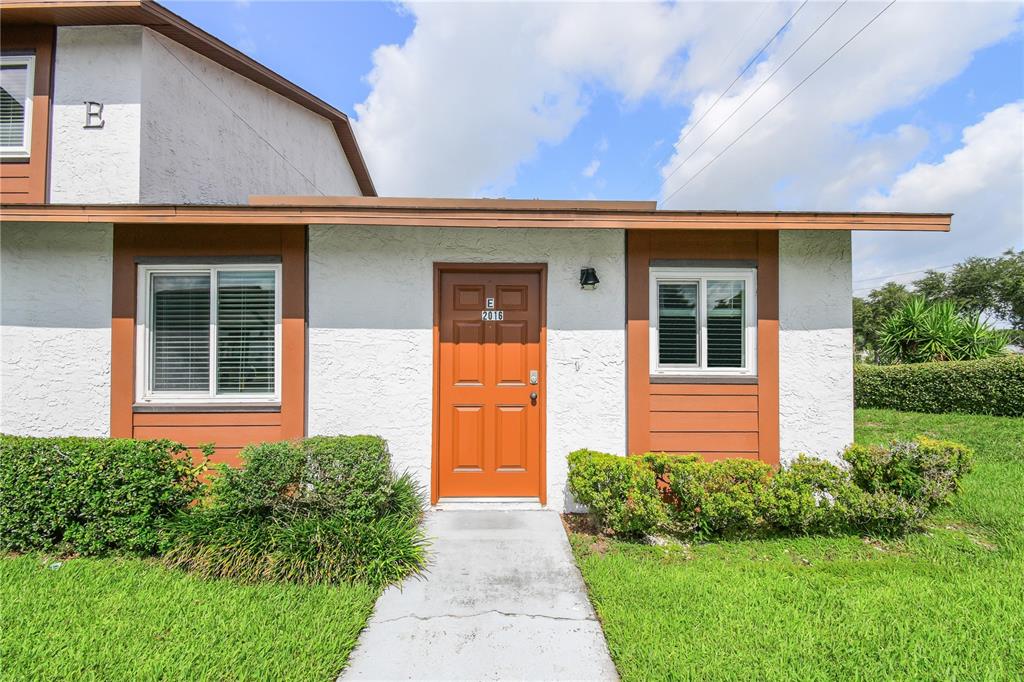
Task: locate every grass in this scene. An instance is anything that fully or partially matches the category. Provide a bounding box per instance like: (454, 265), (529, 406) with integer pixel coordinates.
(0, 555), (378, 681)
(569, 409), (1024, 681)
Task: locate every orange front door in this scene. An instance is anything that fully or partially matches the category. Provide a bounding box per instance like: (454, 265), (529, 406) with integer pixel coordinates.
(437, 267), (545, 499)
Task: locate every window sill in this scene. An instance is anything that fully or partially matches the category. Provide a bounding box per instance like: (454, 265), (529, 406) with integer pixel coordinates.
(650, 375), (758, 384)
(133, 403), (281, 413)
(1, 155), (30, 164)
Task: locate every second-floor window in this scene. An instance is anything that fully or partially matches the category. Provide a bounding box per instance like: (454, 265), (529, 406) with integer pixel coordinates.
(0, 54), (35, 159)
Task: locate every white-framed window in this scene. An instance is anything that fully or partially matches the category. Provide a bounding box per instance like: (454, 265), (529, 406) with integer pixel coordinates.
(135, 263), (282, 404)
(649, 267), (757, 377)
(1, 54), (35, 159)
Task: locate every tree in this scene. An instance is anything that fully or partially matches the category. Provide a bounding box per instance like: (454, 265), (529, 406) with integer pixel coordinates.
(854, 282), (912, 362)
(878, 297), (1009, 364)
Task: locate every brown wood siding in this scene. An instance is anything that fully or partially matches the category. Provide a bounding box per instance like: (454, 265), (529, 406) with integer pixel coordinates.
(627, 230), (780, 465)
(0, 25), (53, 203)
(110, 224), (306, 466)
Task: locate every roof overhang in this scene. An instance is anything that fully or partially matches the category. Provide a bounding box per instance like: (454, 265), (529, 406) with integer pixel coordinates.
(0, 0), (377, 196)
(0, 198), (953, 231)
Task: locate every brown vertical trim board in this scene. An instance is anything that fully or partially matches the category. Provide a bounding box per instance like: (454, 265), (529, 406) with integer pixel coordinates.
(110, 224), (307, 464)
(0, 25), (54, 203)
(625, 229), (780, 464)
(756, 231), (780, 466)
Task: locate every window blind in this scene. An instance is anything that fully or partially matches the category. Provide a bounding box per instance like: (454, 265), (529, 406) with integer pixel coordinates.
(707, 280), (744, 368)
(0, 63), (29, 149)
(151, 274), (211, 392)
(658, 281), (699, 365)
(216, 270), (275, 394)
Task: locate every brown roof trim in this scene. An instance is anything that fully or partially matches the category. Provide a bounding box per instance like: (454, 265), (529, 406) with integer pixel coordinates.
(0, 0), (377, 196)
(0, 202), (953, 231)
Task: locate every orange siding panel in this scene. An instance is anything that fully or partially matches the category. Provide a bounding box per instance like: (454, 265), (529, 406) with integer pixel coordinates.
(650, 411), (758, 433)
(649, 432), (759, 453)
(133, 412), (282, 427)
(132, 425), (282, 448)
(650, 395), (759, 413)
(650, 383), (758, 396)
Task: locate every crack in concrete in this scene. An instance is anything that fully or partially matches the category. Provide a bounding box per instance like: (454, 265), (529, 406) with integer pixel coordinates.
(374, 609), (595, 625)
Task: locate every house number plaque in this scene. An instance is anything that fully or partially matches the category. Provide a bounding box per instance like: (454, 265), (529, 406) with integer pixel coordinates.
(481, 310), (504, 321)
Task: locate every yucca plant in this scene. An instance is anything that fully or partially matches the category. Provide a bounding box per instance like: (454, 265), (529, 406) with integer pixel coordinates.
(878, 297), (1009, 364)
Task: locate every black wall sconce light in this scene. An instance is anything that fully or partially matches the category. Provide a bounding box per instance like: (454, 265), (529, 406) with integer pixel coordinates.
(579, 267), (600, 290)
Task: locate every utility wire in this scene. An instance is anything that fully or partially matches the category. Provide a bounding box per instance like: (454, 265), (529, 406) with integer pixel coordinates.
(661, 0), (896, 206)
(659, 0), (847, 201)
(853, 262), (959, 284)
(660, 0), (809, 191)
(153, 36), (328, 197)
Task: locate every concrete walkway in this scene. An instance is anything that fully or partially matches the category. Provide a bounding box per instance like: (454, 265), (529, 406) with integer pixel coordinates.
(342, 510), (618, 681)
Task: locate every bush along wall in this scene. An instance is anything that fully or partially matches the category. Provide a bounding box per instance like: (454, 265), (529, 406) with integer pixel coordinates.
(854, 355), (1024, 417)
(160, 436), (427, 588)
(567, 436), (973, 541)
(0, 436), (202, 556)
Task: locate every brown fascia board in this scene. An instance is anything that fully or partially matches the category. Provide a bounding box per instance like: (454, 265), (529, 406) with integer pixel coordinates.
(0, 0), (377, 196)
(0, 202), (953, 232)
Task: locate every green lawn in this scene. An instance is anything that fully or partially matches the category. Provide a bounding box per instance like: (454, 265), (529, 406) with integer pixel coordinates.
(570, 409), (1024, 681)
(0, 556), (377, 681)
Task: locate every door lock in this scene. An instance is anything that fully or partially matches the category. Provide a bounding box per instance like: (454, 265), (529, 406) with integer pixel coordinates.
(529, 370), (539, 385)
(530, 391), (538, 404)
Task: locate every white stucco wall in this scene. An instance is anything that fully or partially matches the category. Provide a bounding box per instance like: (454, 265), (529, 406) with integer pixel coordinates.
(778, 230), (854, 465)
(49, 26), (143, 203)
(139, 30), (361, 203)
(307, 226), (627, 510)
(0, 222), (113, 436)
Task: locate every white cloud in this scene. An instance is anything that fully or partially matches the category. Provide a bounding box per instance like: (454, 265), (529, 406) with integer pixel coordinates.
(854, 101), (1024, 284)
(582, 159), (600, 178)
(353, 1), (794, 196)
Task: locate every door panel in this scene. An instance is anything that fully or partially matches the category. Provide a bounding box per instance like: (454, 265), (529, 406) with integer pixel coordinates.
(437, 269), (544, 498)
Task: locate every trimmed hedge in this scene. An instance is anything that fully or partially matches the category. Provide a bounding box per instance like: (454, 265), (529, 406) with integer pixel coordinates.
(568, 437), (974, 540)
(0, 436), (202, 556)
(855, 355), (1024, 416)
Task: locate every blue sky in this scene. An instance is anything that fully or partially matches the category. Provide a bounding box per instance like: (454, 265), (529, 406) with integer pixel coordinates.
(166, 1), (1023, 286)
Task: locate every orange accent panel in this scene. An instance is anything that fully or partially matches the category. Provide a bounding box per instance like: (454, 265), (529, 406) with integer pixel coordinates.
(626, 230), (780, 464)
(110, 224), (306, 462)
(650, 432), (759, 453)
(0, 25), (52, 204)
(650, 383), (758, 396)
(650, 412), (759, 432)
(434, 265), (546, 502)
(650, 395), (758, 413)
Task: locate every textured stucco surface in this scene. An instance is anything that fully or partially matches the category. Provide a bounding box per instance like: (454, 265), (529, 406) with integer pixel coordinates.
(307, 226), (627, 511)
(0, 223), (113, 436)
(49, 26), (143, 203)
(139, 30), (361, 203)
(778, 230), (854, 464)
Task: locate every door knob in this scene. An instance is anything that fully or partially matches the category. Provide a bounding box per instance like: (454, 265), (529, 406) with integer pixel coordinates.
(530, 391), (538, 404)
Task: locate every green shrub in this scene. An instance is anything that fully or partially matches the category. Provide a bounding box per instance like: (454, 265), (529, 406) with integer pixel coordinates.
(566, 449), (665, 537)
(762, 456), (921, 537)
(657, 456), (773, 539)
(0, 436), (201, 556)
(844, 436), (973, 512)
(163, 435), (426, 587)
(854, 355), (1024, 416)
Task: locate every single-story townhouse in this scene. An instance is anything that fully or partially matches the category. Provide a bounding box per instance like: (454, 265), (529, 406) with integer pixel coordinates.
(0, 1), (950, 510)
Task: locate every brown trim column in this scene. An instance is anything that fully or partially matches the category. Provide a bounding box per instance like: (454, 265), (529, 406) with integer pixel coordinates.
(756, 231), (780, 466)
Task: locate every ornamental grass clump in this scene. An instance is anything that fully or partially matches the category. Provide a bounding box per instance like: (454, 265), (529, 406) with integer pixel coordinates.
(162, 436), (427, 588)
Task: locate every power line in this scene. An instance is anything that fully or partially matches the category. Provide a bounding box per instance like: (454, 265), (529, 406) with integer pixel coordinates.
(630, 1), (798, 197)
(675, 2), (807, 154)
(152, 36), (328, 197)
(659, 0), (848, 203)
(661, 0), (896, 206)
(853, 262), (959, 284)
